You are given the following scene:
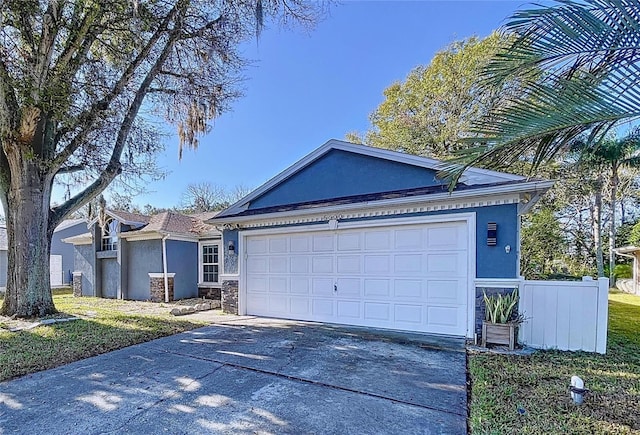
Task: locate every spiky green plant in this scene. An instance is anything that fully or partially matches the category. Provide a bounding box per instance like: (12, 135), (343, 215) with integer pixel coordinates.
(483, 289), (520, 324)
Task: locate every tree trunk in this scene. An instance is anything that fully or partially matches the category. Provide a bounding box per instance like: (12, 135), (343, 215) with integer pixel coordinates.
(0, 150), (55, 317)
(592, 179), (604, 277)
(609, 168), (618, 287)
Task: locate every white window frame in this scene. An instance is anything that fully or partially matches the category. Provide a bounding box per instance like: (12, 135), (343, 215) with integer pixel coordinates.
(101, 218), (118, 251)
(199, 241), (222, 286)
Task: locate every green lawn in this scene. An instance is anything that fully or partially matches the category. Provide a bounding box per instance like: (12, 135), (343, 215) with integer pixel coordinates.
(468, 292), (640, 434)
(0, 289), (209, 382)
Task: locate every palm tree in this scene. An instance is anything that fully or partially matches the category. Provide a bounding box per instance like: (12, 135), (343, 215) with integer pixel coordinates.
(456, 0), (640, 173)
(579, 129), (640, 284)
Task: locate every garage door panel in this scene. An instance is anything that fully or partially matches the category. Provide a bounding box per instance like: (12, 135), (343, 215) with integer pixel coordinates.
(427, 279), (466, 303)
(394, 304), (422, 324)
(364, 302), (391, 321)
(364, 279), (390, 297)
(313, 235), (334, 252)
(245, 220), (469, 336)
(364, 255), (390, 274)
(269, 238), (288, 253)
(312, 278), (333, 295)
(269, 277), (287, 293)
(290, 297), (310, 314)
(336, 278), (360, 297)
(290, 278), (310, 294)
(337, 255), (361, 273)
(247, 238), (268, 254)
(337, 300), (360, 318)
(394, 253), (422, 273)
(393, 279), (422, 299)
(247, 257), (268, 273)
(337, 232), (361, 251)
(312, 299), (334, 316)
(394, 229), (424, 250)
(269, 296), (288, 313)
(290, 257), (309, 274)
(247, 294), (269, 314)
(312, 256), (333, 273)
(269, 257), (288, 273)
(426, 252), (466, 275)
(290, 236), (310, 252)
(247, 276), (268, 292)
(365, 231), (391, 250)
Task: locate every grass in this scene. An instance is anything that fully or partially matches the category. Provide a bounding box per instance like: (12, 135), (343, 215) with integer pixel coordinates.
(468, 292), (640, 434)
(0, 289), (209, 382)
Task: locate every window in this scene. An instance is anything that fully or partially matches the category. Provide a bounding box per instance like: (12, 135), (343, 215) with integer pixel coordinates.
(200, 243), (221, 284)
(101, 218), (118, 251)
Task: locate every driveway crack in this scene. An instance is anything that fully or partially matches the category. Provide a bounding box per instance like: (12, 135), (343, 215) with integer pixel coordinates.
(155, 348), (466, 418)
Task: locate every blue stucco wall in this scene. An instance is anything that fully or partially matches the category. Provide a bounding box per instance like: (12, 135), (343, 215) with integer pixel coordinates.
(127, 240), (162, 300)
(100, 257), (119, 298)
(225, 204), (519, 279)
(52, 222), (87, 284)
(249, 150), (442, 209)
(74, 244), (95, 296)
(223, 229), (238, 275)
(166, 240), (198, 300)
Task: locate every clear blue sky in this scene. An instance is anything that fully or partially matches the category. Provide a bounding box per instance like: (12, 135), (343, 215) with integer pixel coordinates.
(117, 1), (523, 209)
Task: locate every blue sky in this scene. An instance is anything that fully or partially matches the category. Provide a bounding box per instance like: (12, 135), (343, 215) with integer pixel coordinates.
(115, 1), (524, 209)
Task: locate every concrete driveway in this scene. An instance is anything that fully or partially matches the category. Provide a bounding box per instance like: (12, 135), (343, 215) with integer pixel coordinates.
(0, 315), (467, 434)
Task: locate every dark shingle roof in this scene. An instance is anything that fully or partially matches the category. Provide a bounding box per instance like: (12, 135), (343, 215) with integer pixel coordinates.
(121, 211), (216, 238)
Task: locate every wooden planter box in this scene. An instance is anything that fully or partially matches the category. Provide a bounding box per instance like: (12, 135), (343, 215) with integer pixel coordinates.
(482, 321), (516, 350)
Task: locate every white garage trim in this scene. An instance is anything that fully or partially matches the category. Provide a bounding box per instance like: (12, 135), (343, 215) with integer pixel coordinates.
(238, 212), (476, 337)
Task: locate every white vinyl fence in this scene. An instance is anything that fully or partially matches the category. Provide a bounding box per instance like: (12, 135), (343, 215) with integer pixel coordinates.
(519, 277), (609, 354)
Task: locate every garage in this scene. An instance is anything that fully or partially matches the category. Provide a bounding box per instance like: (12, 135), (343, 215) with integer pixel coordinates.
(243, 219), (471, 336)
(210, 140), (552, 339)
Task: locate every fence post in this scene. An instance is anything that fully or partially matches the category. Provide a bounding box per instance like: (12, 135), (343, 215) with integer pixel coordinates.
(596, 277), (609, 354)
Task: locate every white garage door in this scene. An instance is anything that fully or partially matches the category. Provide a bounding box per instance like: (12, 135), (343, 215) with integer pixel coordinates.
(244, 220), (470, 336)
(50, 254), (63, 286)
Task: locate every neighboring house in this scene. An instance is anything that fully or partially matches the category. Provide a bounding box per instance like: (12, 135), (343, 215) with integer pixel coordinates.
(0, 219), (87, 287)
(51, 219), (88, 285)
(64, 209), (221, 301)
(613, 246), (640, 295)
(208, 140), (554, 339)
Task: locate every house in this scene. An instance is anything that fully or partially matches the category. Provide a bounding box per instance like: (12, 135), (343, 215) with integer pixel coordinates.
(613, 246), (640, 295)
(208, 140), (554, 338)
(0, 219), (87, 288)
(63, 209), (221, 301)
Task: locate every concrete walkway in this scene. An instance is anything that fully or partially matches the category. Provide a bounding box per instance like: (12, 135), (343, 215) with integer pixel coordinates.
(0, 316), (467, 434)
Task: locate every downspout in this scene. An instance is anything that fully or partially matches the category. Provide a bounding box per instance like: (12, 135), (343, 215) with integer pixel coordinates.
(162, 233), (170, 303)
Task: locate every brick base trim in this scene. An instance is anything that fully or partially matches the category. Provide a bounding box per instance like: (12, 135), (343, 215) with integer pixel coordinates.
(221, 280), (238, 314)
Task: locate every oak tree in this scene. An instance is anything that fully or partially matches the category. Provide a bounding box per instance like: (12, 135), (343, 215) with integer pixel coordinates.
(0, 0), (321, 316)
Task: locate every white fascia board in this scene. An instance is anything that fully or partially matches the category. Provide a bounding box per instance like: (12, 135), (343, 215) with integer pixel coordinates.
(614, 245), (640, 254)
(212, 180), (554, 226)
(61, 235), (93, 245)
(214, 139), (529, 220)
(88, 210), (146, 227)
(121, 231), (199, 243)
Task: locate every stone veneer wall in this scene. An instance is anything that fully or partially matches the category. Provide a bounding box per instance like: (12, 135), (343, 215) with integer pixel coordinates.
(475, 286), (519, 337)
(72, 272), (82, 297)
(149, 275), (174, 302)
(198, 287), (221, 300)
(221, 280), (238, 314)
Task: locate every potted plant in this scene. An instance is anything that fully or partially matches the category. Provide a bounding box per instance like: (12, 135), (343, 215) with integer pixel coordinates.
(481, 289), (524, 350)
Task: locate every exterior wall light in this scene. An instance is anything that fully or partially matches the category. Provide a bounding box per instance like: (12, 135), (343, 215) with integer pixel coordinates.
(228, 240), (235, 252)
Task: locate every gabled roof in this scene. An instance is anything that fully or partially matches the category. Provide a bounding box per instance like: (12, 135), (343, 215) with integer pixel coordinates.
(213, 139), (536, 221)
(106, 210), (151, 225)
(120, 211), (217, 240)
(53, 218), (87, 233)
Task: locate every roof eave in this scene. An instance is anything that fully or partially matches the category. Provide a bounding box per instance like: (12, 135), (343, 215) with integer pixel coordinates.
(211, 180), (554, 225)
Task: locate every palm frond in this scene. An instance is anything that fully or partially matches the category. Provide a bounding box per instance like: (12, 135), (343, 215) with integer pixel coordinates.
(456, 0), (640, 175)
